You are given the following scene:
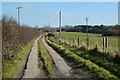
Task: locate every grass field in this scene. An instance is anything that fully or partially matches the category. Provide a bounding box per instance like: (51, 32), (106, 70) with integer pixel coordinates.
(55, 32), (118, 53)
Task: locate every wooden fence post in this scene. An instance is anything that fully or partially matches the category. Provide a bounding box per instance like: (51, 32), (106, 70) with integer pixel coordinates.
(66, 38), (68, 44)
(105, 37), (108, 51)
(103, 37), (105, 52)
(65, 38), (66, 43)
(70, 38), (71, 45)
(66, 38), (67, 43)
(86, 37), (89, 49)
(73, 38), (75, 45)
(78, 37), (79, 47)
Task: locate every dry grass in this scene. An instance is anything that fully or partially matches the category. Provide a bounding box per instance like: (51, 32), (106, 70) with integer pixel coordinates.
(78, 42), (88, 51)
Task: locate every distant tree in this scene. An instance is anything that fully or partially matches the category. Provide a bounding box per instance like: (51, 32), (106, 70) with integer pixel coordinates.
(34, 25), (39, 28)
(60, 24), (119, 36)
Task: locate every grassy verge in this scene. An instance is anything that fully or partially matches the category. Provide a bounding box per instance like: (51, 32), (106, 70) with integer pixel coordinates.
(49, 37), (120, 78)
(2, 37), (37, 78)
(38, 37), (54, 78)
(45, 37), (118, 79)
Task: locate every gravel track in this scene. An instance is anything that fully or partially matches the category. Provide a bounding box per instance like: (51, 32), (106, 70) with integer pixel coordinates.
(42, 36), (92, 79)
(13, 35), (92, 79)
(22, 35), (45, 78)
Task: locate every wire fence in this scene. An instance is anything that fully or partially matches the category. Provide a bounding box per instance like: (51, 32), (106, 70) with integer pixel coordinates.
(60, 36), (118, 54)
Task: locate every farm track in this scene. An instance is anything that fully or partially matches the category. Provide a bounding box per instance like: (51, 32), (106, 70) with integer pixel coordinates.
(13, 35), (92, 79)
(42, 36), (92, 78)
(21, 35), (46, 78)
(13, 35), (46, 79)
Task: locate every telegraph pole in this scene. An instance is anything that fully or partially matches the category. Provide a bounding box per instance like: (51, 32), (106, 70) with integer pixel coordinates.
(86, 17), (89, 49)
(16, 7), (22, 26)
(49, 22), (50, 33)
(59, 11), (62, 40)
(86, 17), (89, 38)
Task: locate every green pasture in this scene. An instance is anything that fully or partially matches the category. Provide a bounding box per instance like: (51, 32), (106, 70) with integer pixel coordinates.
(55, 32), (118, 53)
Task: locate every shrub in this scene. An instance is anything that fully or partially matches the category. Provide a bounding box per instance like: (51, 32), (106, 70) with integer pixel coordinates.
(2, 15), (40, 59)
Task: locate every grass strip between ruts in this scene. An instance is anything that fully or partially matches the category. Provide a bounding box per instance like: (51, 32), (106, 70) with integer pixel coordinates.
(38, 37), (54, 78)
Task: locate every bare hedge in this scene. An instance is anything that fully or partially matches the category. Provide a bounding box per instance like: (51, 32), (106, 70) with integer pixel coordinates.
(2, 16), (41, 59)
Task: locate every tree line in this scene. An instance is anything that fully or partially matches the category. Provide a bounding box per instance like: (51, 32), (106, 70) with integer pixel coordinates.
(59, 25), (120, 36)
(41, 24), (120, 36)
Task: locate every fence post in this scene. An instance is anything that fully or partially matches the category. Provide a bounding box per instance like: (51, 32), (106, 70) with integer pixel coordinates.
(65, 38), (66, 43)
(86, 37), (89, 49)
(73, 38), (75, 45)
(66, 38), (67, 44)
(66, 38), (68, 44)
(70, 38), (71, 45)
(66, 38), (67, 43)
(105, 37), (108, 52)
(103, 37), (105, 52)
(67, 38), (69, 44)
(78, 37), (79, 47)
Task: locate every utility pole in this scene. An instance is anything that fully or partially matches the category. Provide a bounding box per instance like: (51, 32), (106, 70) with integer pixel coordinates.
(59, 11), (62, 40)
(86, 17), (89, 49)
(86, 17), (89, 38)
(49, 22), (50, 33)
(16, 7), (22, 26)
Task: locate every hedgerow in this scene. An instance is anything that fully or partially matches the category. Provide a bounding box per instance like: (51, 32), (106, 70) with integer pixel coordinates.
(2, 15), (40, 78)
(2, 15), (41, 59)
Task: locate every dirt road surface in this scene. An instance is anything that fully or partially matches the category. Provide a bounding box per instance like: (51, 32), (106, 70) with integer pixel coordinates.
(13, 35), (92, 79)
(42, 37), (92, 78)
(42, 37), (72, 78)
(22, 36), (44, 78)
